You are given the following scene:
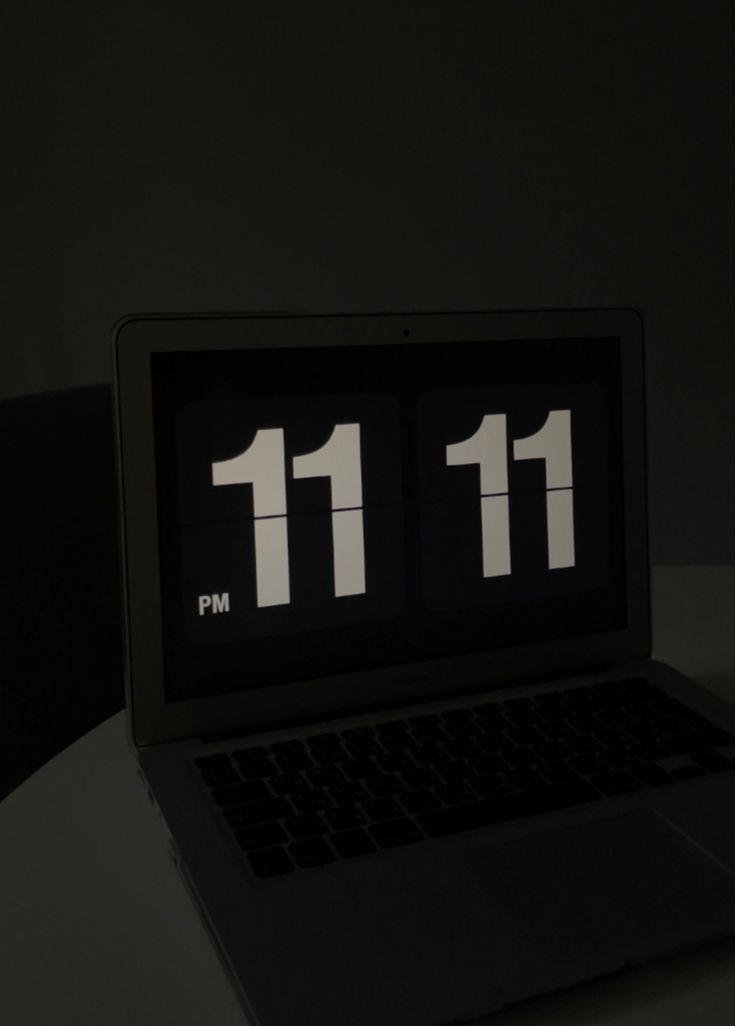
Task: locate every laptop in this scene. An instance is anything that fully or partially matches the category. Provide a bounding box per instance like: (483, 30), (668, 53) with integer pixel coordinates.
(113, 309), (735, 1026)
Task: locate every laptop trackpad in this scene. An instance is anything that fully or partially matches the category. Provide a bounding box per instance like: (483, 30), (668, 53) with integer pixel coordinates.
(463, 809), (734, 964)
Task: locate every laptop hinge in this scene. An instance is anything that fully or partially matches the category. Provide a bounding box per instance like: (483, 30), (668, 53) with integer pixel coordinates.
(198, 660), (621, 745)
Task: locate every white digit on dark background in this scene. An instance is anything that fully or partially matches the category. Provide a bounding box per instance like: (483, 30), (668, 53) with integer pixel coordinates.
(212, 428), (291, 607)
(446, 414), (511, 577)
(292, 423), (366, 597)
(513, 409), (575, 569)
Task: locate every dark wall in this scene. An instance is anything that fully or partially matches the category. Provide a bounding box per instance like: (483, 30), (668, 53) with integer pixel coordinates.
(3, 1), (733, 564)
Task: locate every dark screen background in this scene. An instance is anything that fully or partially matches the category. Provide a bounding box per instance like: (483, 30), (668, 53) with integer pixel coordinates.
(152, 337), (626, 703)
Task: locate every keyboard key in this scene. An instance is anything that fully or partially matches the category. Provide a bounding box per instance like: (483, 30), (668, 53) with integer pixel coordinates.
(211, 780), (271, 807)
(266, 771), (307, 792)
(418, 792), (545, 837)
(310, 745), (349, 766)
(401, 789), (441, 814)
(412, 744), (446, 766)
(504, 768), (546, 791)
(410, 724), (449, 744)
(548, 778), (602, 806)
(478, 731), (516, 753)
(472, 704), (509, 729)
(378, 751), (416, 773)
(629, 762), (672, 787)
(198, 764), (240, 788)
(469, 751), (505, 775)
(664, 729), (735, 756)
(542, 762), (578, 783)
(240, 758), (279, 779)
(329, 781), (369, 804)
(273, 750), (314, 772)
(505, 708), (540, 726)
(536, 703), (570, 722)
(195, 753), (231, 768)
(566, 754), (609, 776)
(593, 727), (627, 748)
(442, 707), (475, 723)
(284, 814), (326, 840)
(418, 780), (600, 838)
(232, 746), (268, 764)
(292, 789), (332, 813)
(379, 732), (414, 752)
(326, 805), (366, 830)
(247, 846), (294, 878)
(370, 818), (424, 848)
(434, 782), (476, 807)
(401, 766), (440, 790)
(693, 750), (734, 773)
(234, 821), (287, 851)
(589, 770), (643, 796)
(502, 746), (538, 767)
(628, 740), (670, 761)
(565, 734), (602, 754)
(567, 713), (604, 733)
(227, 796), (293, 826)
(508, 726), (545, 746)
(365, 774), (402, 796)
(443, 737), (475, 758)
(331, 828), (377, 859)
(671, 763), (708, 781)
(271, 739), (305, 754)
(376, 719), (409, 735)
(306, 732), (341, 751)
(541, 720), (578, 738)
(473, 773), (509, 797)
(407, 713), (440, 727)
(307, 766), (346, 788)
(342, 726), (375, 740)
(535, 740), (572, 761)
(289, 837), (336, 869)
(341, 758), (377, 780)
(437, 758), (479, 782)
(269, 772), (309, 795)
(604, 747), (638, 769)
(344, 737), (383, 756)
(224, 800), (278, 828)
(363, 797), (403, 822)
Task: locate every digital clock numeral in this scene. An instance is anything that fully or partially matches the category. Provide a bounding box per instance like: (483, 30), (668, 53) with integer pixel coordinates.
(212, 422), (366, 608)
(513, 409), (575, 569)
(446, 409), (575, 576)
(212, 428), (291, 607)
(446, 414), (511, 577)
(292, 423), (366, 598)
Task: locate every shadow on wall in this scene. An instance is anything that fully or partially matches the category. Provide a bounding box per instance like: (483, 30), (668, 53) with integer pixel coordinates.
(0, 385), (124, 799)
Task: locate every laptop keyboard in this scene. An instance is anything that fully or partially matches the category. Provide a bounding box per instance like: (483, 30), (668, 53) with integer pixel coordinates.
(194, 677), (735, 879)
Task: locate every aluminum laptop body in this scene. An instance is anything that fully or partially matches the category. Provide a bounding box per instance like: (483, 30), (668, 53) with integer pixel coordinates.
(113, 309), (735, 1026)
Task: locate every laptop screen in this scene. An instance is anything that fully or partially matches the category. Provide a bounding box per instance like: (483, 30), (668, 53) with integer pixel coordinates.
(151, 335), (626, 704)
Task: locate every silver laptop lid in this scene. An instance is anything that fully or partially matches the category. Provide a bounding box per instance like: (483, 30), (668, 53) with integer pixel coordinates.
(113, 309), (649, 748)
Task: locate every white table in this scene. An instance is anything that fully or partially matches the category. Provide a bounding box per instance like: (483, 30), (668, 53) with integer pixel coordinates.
(1, 567), (733, 1026)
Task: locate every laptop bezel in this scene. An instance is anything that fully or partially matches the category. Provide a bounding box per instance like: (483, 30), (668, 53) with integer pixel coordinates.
(113, 308), (650, 749)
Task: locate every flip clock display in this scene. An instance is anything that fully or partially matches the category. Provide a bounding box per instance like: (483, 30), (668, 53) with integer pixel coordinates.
(176, 382), (608, 642)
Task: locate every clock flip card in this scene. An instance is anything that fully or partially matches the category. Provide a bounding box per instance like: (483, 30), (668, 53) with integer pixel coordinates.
(176, 393), (405, 642)
(418, 382), (610, 608)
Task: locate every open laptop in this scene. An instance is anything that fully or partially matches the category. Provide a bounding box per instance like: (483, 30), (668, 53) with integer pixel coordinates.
(113, 309), (735, 1026)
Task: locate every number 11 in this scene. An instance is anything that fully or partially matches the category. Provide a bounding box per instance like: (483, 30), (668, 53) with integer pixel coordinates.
(212, 423), (365, 607)
(446, 410), (575, 577)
